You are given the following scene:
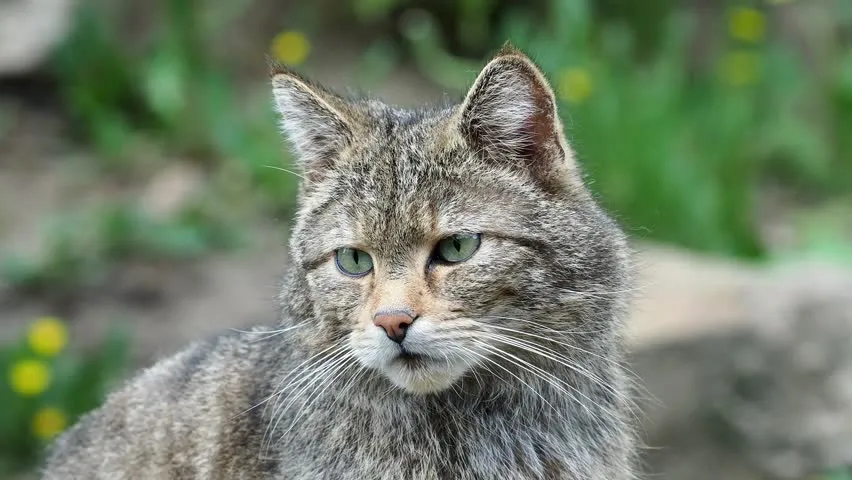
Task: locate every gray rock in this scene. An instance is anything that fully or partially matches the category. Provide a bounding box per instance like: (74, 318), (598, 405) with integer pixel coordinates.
(631, 257), (852, 479)
(0, 0), (75, 76)
(708, 265), (852, 478)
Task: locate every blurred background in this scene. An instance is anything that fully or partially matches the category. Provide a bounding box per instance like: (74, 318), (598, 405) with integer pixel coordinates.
(1, 0), (851, 478)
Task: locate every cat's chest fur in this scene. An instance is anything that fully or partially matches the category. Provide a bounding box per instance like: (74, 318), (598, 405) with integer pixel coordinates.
(265, 389), (577, 480)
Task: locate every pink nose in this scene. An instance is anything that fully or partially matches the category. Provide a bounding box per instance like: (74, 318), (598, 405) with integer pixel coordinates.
(373, 311), (415, 344)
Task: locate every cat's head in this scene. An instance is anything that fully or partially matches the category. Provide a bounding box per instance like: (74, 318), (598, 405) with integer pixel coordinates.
(271, 45), (628, 395)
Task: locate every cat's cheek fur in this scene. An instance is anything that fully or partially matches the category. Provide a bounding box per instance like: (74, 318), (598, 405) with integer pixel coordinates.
(438, 243), (526, 310)
(349, 327), (398, 368)
(305, 264), (363, 311)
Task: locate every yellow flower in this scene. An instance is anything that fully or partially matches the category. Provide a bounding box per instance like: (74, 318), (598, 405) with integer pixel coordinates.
(271, 31), (310, 66)
(557, 68), (593, 105)
(9, 359), (51, 397)
(728, 6), (766, 43)
(33, 407), (67, 440)
(720, 50), (762, 87)
(28, 316), (68, 357)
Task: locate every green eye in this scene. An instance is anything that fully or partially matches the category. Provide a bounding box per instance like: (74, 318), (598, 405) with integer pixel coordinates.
(335, 248), (373, 276)
(435, 234), (481, 263)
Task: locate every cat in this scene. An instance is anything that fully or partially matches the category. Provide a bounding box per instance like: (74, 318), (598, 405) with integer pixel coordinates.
(42, 43), (636, 479)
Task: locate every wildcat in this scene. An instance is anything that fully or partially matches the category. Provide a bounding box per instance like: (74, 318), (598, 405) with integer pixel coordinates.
(42, 44), (636, 479)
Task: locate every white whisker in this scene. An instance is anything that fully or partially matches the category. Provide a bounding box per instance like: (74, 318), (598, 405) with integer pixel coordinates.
(262, 164), (307, 180)
(466, 343), (556, 417)
(476, 330), (630, 405)
(473, 340), (595, 418)
(231, 322), (308, 343)
(259, 344), (351, 453)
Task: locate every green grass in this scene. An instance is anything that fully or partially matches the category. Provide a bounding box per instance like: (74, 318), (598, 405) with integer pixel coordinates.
(821, 469), (852, 480)
(1, 201), (243, 299)
(1, 0), (297, 299)
(28, 0), (852, 269)
(400, 2), (852, 259)
(5, 0), (850, 306)
(0, 319), (130, 475)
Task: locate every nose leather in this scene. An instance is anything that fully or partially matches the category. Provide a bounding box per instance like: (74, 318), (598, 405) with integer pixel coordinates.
(373, 310), (415, 343)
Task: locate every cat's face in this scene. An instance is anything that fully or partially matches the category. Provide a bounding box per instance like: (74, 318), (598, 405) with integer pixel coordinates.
(273, 47), (626, 394)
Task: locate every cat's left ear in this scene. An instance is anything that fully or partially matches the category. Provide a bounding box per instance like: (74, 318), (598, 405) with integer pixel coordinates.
(458, 44), (578, 191)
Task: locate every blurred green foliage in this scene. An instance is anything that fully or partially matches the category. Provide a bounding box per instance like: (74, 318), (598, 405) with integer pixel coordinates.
(823, 469), (852, 480)
(51, 0), (298, 209)
(5, 0), (846, 282)
(1, 201), (242, 302)
(385, 0), (852, 258)
(0, 318), (129, 475)
(39, 0), (851, 264)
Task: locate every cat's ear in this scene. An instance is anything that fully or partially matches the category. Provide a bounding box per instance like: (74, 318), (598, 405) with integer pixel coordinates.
(459, 44), (576, 190)
(270, 61), (355, 175)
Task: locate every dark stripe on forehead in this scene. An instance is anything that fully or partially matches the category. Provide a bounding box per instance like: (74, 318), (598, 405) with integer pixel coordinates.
(301, 251), (333, 272)
(304, 192), (338, 223)
(485, 232), (555, 257)
(303, 175), (369, 228)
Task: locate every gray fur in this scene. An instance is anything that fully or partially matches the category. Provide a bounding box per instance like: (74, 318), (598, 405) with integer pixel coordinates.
(42, 45), (637, 479)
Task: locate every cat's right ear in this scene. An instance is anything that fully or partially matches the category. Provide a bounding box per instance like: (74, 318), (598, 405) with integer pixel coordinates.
(270, 61), (354, 176)
(457, 45), (580, 193)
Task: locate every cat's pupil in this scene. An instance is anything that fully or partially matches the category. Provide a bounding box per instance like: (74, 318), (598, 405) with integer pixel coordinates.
(352, 250), (359, 264)
(453, 238), (461, 251)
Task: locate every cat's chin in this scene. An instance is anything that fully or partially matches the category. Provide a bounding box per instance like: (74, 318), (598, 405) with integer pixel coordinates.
(382, 357), (466, 395)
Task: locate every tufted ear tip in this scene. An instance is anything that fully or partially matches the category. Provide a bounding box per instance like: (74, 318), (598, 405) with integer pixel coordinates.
(266, 55), (285, 77)
(496, 40), (523, 58)
(267, 56), (315, 86)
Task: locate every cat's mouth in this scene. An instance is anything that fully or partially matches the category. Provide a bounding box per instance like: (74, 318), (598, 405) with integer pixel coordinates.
(382, 348), (464, 394)
(394, 348), (431, 367)
(353, 334), (471, 394)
